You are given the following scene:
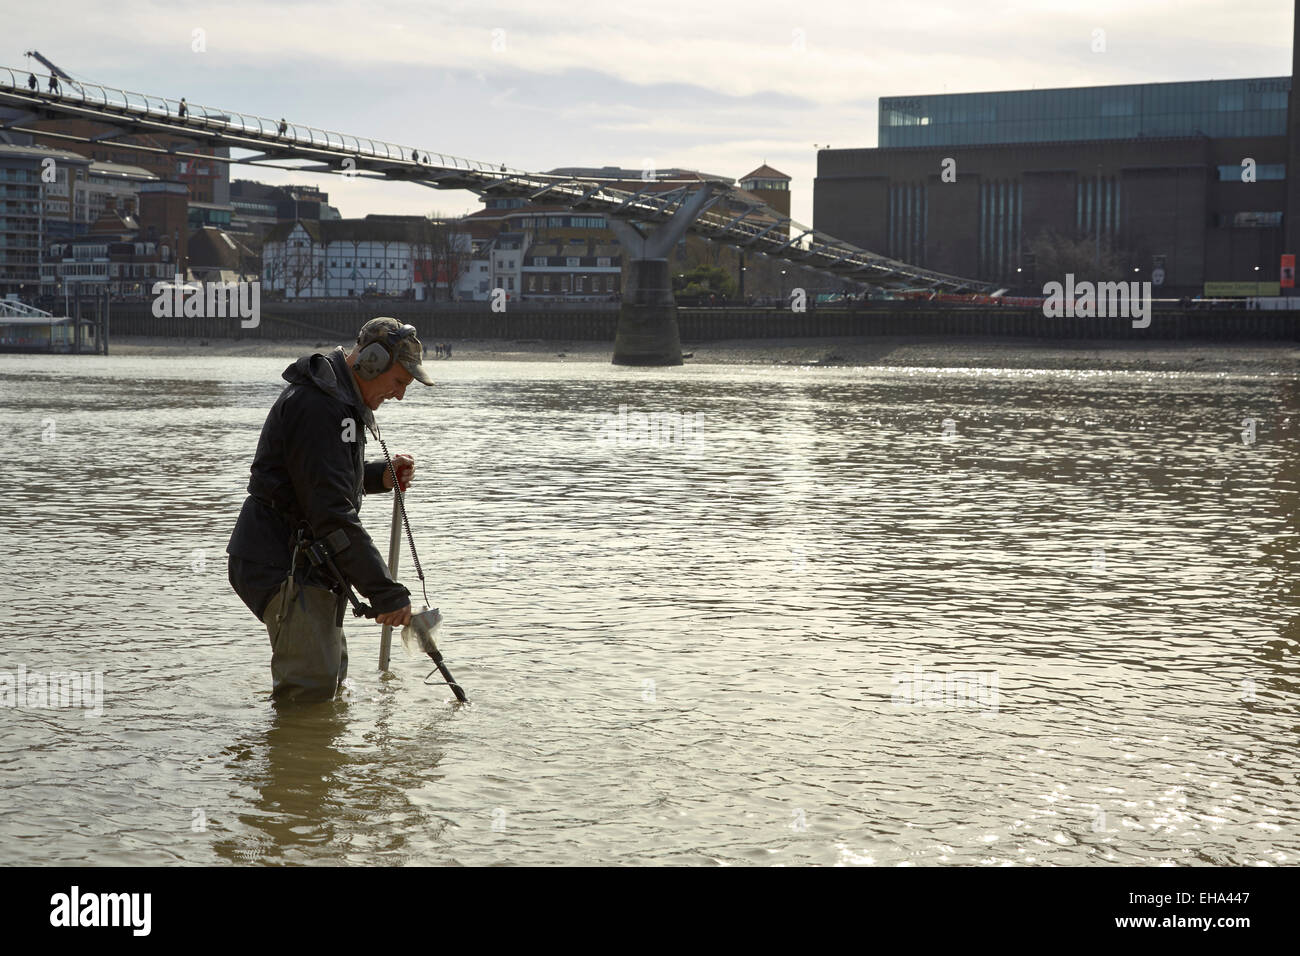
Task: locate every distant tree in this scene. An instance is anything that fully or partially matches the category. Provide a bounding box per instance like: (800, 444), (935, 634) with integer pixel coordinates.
(674, 263), (737, 300)
(412, 213), (470, 301)
(261, 255), (279, 292)
(1028, 230), (1129, 286)
(285, 237), (318, 297)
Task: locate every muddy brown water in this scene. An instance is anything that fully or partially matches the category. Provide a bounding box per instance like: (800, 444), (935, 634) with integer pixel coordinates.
(0, 352), (1296, 865)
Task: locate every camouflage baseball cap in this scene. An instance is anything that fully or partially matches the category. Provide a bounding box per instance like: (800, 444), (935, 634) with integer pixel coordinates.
(357, 316), (434, 385)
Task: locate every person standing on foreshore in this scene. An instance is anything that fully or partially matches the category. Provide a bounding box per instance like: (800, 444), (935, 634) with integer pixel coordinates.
(226, 318), (434, 702)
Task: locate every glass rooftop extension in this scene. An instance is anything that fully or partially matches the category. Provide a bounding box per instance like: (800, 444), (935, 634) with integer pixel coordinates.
(879, 77), (1290, 147)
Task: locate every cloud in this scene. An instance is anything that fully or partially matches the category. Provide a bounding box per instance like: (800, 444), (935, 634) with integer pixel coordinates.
(6, 0), (1292, 227)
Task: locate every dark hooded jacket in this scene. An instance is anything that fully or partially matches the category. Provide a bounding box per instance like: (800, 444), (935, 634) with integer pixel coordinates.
(226, 347), (409, 618)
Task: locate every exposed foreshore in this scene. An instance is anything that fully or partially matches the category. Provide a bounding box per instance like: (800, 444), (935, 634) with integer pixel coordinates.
(102, 334), (1300, 373)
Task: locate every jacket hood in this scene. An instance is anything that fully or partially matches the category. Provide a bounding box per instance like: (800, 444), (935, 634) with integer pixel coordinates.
(282, 348), (375, 430)
(282, 347), (354, 401)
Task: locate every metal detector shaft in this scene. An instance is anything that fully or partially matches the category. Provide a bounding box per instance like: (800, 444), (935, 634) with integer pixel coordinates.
(432, 655), (469, 703)
(377, 491), (402, 671)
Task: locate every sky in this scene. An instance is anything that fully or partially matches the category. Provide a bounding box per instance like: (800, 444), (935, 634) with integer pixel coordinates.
(3, 0), (1294, 227)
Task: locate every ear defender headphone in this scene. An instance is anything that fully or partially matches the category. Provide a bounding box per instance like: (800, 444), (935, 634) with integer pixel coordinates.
(355, 324), (418, 380)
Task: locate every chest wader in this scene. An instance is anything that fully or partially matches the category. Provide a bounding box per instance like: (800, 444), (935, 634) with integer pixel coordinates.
(262, 524), (361, 703)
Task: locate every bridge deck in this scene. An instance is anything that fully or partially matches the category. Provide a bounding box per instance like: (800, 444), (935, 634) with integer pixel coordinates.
(0, 66), (994, 294)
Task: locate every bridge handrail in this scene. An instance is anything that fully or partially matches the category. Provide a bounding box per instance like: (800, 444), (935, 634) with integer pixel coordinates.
(480, 172), (954, 286)
(0, 65), (991, 291)
(0, 65), (526, 179)
(554, 176), (954, 285)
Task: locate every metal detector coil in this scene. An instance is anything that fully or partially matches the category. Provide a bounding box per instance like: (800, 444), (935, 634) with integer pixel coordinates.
(401, 607), (443, 659)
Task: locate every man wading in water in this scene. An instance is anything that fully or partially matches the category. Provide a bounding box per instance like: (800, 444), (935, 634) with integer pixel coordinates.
(226, 318), (434, 702)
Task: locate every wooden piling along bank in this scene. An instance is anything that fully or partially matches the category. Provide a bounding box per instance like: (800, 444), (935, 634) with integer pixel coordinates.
(105, 303), (1300, 343)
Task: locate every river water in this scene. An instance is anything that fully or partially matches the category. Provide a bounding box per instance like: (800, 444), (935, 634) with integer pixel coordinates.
(0, 352), (1296, 866)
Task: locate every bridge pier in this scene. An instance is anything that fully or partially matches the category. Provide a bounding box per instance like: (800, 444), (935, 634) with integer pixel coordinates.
(609, 184), (719, 366)
(612, 258), (681, 366)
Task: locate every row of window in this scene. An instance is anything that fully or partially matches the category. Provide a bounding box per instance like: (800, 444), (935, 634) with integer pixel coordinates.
(280, 284), (409, 292)
(884, 82), (1290, 126)
(40, 262), (170, 278)
(109, 263), (167, 277)
(982, 181), (1023, 280)
(881, 80), (1291, 147)
(49, 244), (111, 258)
(49, 243), (156, 257)
(1077, 177), (1121, 244)
(187, 210), (233, 227)
(1217, 211), (1283, 227)
(275, 242), (618, 274)
(272, 253), (412, 271)
(889, 182), (928, 267)
(531, 256), (614, 267)
(1216, 164), (1286, 181)
(513, 216), (609, 229)
(264, 268), (620, 294)
(526, 274), (617, 293)
(885, 112), (1288, 147)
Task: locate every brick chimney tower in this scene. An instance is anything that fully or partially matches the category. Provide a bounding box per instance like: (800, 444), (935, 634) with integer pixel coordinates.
(1284, 0), (1300, 270)
(138, 181), (190, 277)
